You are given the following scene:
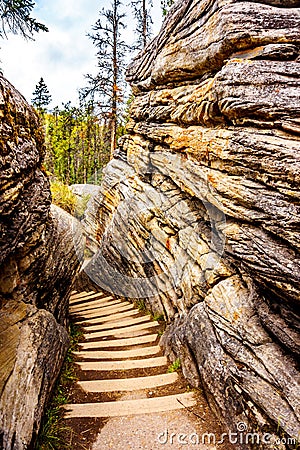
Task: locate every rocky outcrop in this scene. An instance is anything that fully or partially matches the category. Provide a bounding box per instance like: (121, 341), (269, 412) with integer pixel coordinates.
(70, 184), (102, 255)
(82, 1), (300, 448)
(0, 76), (83, 449)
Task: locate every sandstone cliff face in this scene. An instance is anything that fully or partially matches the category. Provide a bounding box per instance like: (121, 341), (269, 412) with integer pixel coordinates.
(0, 76), (82, 449)
(83, 1), (300, 447)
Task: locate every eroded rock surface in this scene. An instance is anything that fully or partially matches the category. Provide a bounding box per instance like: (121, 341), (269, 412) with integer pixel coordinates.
(0, 76), (83, 449)
(83, 1), (300, 448)
(70, 184), (102, 255)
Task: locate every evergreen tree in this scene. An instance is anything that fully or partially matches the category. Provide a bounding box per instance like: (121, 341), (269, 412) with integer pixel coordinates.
(82, 0), (128, 157)
(32, 77), (52, 113)
(131, 0), (152, 50)
(0, 0), (48, 39)
(161, 0), (174, 16)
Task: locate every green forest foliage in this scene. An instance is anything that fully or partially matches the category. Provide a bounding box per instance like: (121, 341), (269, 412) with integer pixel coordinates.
(44, 102), (111, 185)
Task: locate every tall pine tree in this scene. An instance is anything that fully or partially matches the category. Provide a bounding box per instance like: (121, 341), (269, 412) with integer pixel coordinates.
(82, 0), (128, 157)
(0, 0), (48, 39)
(32, 77), (52, 113)
(131, 0), (152, 50)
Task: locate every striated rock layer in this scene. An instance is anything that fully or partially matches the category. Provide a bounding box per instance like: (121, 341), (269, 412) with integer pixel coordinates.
(83, 0), (300, 448)
(0, 76), (83, 449)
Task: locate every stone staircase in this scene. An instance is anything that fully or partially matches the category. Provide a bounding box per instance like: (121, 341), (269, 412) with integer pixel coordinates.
(63, 290), (196, 420)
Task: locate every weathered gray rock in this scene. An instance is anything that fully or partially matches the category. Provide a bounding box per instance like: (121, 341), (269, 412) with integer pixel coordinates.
(70, 184), (102, 255)
(82, 1), (300, 448)
(0, 309), (69, 449)
(127, 0), (300, 90)
(0, 76), (83, 449)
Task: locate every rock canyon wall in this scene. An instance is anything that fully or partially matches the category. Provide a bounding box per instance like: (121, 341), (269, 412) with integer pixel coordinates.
(84, 0), (300, 448)
(0, 76), (82, 449)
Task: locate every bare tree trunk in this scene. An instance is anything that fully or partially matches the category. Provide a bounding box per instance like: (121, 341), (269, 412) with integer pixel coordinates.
(110, 0), (118, 158)
(142, 0), (147, 48)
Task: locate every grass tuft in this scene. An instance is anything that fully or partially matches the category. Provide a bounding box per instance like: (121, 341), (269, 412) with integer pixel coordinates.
(151, 313), (165, 322)
(135, 299), (146, 312)
(167, 358), (181, 373)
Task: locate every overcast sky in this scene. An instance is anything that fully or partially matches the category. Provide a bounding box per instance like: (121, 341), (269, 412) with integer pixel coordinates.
(0, 0), (163, 108)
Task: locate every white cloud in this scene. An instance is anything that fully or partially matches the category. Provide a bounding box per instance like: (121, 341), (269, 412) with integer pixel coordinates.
(0, 0), (163, 108)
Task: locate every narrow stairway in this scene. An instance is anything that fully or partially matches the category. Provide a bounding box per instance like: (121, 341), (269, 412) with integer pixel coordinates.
(63, 290), (234, 450)
(63, 290), (196, 444)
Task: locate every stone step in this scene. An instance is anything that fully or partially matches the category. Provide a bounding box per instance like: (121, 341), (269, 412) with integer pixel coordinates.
(70, 291), (95, 301)
(73, 345), (161, 360)
(63, 392), (196, 418)
(76, 309), (140, 325)
(83, 321), (159, 339)
(70, 292), (110, 305)
(113, 329), (153, 338)
(70, 298), (121, 313)
(79, 334), (158, 349)
(78, 372), (178, 393)
(76, 356), (168, 371)
(70, 294), (116, 307)
(82, 315), (151, 332)
(74, 303), (134, 320)
(70, 290), (91, 297)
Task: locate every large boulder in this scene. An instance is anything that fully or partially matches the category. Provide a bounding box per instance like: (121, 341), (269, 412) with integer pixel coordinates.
(82, 1), (300, 448)
(0, 76), (83, 449)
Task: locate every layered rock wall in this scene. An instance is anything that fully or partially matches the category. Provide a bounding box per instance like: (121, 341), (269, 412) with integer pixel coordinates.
(83, 0), (300, 448)
(0, 76), (82, 449)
